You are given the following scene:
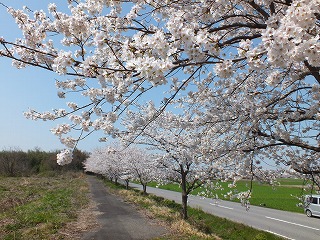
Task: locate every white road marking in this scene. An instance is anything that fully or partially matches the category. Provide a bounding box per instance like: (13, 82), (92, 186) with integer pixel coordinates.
(209, 203), (234, 210)
(264, 230), (295, 240)
(265, 216), (320, 231)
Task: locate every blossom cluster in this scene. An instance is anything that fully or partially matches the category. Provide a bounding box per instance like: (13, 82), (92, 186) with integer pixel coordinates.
(57, 149), (73, 165)
(84, 143), (159, 189)
(0, 0), (319, 183)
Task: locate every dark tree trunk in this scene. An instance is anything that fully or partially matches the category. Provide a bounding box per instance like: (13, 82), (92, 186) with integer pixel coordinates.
(142, 184), (147, 195)
(181, 171), (188, 219)
(125, 179), (129, 189)
(181, 192), (188, 220)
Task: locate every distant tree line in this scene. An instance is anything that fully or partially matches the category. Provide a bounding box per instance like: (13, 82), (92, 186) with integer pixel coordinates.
(0, 148), (89, 177)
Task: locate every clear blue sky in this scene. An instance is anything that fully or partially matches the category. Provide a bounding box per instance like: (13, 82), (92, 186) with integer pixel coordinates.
(0, 1), (177, 153)
(0, 1), (103, 152)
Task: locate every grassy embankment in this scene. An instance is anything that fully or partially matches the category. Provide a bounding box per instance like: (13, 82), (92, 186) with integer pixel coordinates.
(104, 179), (285, 240)
(146, 178), (309, 213)
(0, 172), (91, 240)
(0, 174), (301, 240)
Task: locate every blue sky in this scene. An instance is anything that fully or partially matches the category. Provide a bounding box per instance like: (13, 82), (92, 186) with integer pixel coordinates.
(0, 1), (182, 153)
(0, 1), (103, 152)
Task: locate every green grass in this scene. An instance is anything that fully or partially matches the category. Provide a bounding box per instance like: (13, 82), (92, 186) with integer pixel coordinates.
(105, 179), (284, 240)
(276, 178), (306, 185)
(146, 179), (308, 213)
(187, 207), (281, 240)
(0, 173), (89, 240)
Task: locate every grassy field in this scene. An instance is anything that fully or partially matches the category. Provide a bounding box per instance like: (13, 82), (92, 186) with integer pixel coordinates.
(0, 172), (93, 240)
(147, 178), (310, 213)
(105, 179), (285, 240)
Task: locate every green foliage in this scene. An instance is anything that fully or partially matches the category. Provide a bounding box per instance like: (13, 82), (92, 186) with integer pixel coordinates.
(0, 148), (89, 177)
(148, 179), (307, 213)
(253, 233), (268, 240)
(0, 149), (27, 177)
(197, 180), (302, 213)
(103, 178), (127, 190)
(0, 184), (8, 193)
(14, 189), (73, 227)
(0, 173), (89, 240)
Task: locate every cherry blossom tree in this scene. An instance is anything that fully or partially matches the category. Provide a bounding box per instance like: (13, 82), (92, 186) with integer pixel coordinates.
(121, 146), (158, 194)
(84, 143), (158, 193)
(121, 108), (241, 219)
(0, 0), (318, 183)
(84, 144), (125, 183)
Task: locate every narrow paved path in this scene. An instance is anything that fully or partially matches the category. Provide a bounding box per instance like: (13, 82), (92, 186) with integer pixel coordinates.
(82, 176), (167, 240)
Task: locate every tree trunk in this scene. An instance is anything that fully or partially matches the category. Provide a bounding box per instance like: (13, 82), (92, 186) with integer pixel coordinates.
(181, 192), (188, 220)
(181, 171), (188, 219)
(142, 184), (147, 195)
(125, 179), (129, 189)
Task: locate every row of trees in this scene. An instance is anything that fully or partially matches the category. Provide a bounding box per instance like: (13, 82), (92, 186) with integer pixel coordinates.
(85, 144), (158, 193)
(0, 148), (88, 176)
(0, 0), (319, 217)
(85, 139), (266, 219)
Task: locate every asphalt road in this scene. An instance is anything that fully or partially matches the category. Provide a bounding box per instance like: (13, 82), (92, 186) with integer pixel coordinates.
(129, 182), (320, 240)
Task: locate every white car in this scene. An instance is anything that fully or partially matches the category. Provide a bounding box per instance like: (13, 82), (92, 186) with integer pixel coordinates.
(304, 195), (320, 217)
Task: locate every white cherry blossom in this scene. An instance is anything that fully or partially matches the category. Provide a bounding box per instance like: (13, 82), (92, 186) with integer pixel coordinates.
(0, 0), (319, 185)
